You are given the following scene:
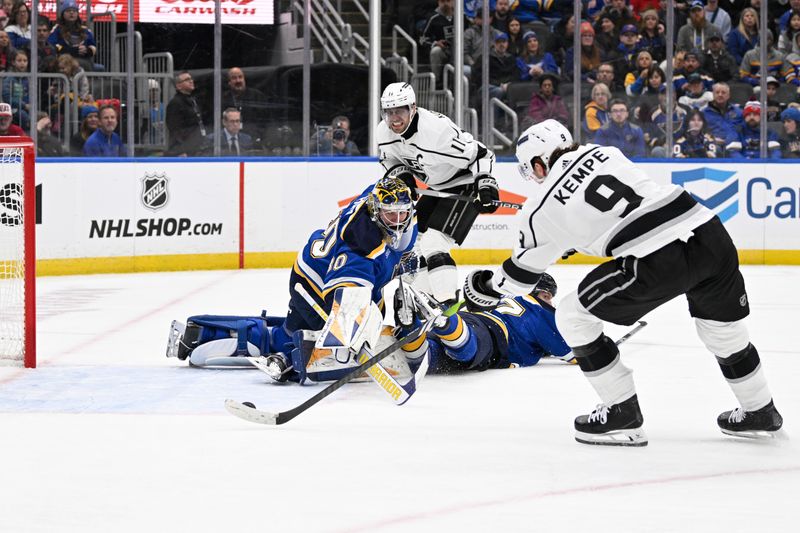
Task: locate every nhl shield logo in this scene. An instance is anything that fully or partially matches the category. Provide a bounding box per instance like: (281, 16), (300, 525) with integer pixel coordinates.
(141, 173), (169, 211)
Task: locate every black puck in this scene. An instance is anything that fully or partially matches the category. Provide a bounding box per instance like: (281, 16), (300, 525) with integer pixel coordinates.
(242, 402), (256, 409)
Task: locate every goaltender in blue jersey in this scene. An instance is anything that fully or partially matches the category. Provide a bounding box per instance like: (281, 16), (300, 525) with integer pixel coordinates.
(397, 273), (572, 373)
(286, 176), (417, 334)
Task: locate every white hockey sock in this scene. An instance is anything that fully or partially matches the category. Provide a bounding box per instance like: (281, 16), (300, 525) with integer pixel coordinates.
(726, 364), (773, 411)
(583, 354), (637, 406)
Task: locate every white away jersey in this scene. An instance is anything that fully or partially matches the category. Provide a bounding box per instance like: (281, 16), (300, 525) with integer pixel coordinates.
(493, 143), (715, 295)
(377, 107), (495, 189)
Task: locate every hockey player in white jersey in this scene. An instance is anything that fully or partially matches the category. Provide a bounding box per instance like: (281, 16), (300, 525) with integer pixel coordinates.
(377, 82), (498, 304)
(462, 119), (783, 446)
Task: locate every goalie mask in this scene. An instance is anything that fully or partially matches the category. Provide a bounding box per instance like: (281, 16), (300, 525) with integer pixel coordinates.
(516, 120), (573, 183)
(381, 82), (417, 135)
(368, 177), (414, 244)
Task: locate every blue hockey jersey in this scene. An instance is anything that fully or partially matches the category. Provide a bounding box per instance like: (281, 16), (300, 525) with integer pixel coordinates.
(289, 185), (417, 332)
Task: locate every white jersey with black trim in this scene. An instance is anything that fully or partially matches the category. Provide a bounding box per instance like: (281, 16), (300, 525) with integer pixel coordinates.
(377, 107), (495, 189)
(492, 143), (716, 295)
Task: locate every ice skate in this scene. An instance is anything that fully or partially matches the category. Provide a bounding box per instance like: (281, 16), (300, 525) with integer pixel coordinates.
(574, 394), (648, 447)
(165, 320), (186, 358)
(718, 400), (783, 439)
(249, 353), (293, 383)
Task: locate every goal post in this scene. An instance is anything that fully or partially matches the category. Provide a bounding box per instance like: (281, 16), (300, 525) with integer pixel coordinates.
(0, 136), (35, 368)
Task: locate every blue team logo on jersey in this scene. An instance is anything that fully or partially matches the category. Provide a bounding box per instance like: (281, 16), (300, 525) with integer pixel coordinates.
(672, 168), (739, 222)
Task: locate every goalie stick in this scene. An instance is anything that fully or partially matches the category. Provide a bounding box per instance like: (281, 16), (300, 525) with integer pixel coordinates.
(224, 314), (439, 425)
(414, 188), (524, 211)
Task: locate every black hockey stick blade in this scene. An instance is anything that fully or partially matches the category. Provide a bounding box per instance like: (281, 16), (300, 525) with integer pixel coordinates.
(224, 322), (429, 426)
(615, 321), (648, 346)
(414, 188), (523, 210)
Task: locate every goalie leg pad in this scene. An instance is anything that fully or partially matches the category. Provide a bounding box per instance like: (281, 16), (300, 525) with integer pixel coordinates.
(177, 314), (274, 362)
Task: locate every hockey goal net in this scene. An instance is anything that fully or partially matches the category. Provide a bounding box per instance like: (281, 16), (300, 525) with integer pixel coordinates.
(0, 137), (35, 368)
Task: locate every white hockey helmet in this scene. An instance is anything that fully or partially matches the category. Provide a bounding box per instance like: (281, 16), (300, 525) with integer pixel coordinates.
(381, 83), (417, 134)
(515, 120), (573, 182)
(381, 82), (416, 111)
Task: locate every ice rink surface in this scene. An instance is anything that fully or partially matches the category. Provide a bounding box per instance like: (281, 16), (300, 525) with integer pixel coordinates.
(1, 264), (798, 533)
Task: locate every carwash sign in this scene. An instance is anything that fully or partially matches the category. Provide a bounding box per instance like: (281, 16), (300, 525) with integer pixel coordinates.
(38, 0), (274, 25)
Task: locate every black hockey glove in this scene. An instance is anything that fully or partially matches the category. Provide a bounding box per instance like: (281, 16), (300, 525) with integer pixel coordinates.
(474, 174), (499, 214)
(385, 166), (419, 200)
(463, 269), (502, 312)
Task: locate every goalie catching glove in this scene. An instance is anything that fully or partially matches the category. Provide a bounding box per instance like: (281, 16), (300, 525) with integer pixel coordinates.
(463, 269), (502, 311)
(474, 174), (499, 214)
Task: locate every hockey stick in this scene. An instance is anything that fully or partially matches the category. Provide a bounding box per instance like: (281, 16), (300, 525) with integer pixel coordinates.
(615, 321), (648, 346)
(224, 317), (438, 425)
(291, 283), (419, 405)
(414, 188), (524, 210)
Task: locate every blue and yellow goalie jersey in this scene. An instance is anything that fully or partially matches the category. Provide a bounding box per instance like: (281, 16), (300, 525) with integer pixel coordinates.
(291, 185), (417, 325)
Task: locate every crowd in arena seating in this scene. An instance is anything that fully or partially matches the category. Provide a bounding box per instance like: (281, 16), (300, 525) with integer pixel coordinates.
(410, 0), (800, 158)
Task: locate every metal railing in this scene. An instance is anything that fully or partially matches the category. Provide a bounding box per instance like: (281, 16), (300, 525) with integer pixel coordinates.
(392, 25), (418, 76)
(0, 72), (72, 153)
(292, 0), (355, 64)
(488, 98), (518, 151)
(88, 12), (116, 72)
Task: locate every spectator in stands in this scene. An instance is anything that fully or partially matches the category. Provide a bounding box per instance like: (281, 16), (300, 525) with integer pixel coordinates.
(550, 14), (575, 67)
(492, 0), (511, 33)
(70, 104), (98, 156)
(0, 9), (6, 32)
(672, 49), (714, 95)
(222, 67), (268, 143)
(4, 1), (29, 49)
(753, 76), (785, 121)
(593, 98), (646, 157)
(783, 31), (800, 87)
(507, 17), (526, 58)
(48, 0), (98, 71)
(727, 101), (782, 158)
(35, 112), (63, 157)
(613, 24), (641, 79)
(679, 72), (714, 109)
(166, 71), (208, 157)
(740, 31), (785, 87)
(623, 49), (654, 94)
(207, 108), (254, 156)
(35, 18), (57, 73)
(310, 114), (360, 156)
(638, 9), (666, 63)
(704, 81), (743, 148)
(727, 6), (759, 64)
(510, 0), (554, 25)
(2, 48), (29, 129)
(594, 14), (619, 56)
(83, 105), (124, 157)
(778, 12), (800, 55)
(472, 32), (516, 102)
(704, 0), (731, 40)
(1, 0), (11, 19)
(703, 34), (738, 81)
(779, 106), (800, 157)
(628, 65), (666, 119)
(0, 102), (23, 135)
(596, 0), (636, 33)
(53, 54), (90, 102)
(564, 22), (603, 82)
(139, 79), (165, 146)
(420, 0), (455, 87)
(779, 0), (800, 34)
(677, 1), (723, 52)
(647, 88), (689, 156)
(524, 73), (569, 128)
(464, 7), (501, 76)
(674, 108), (720, 158)
(583, 82), (612, 140)
(0, 30), (13, 71)
(596, 61), (622, 92)
(516, 30), (558, 81)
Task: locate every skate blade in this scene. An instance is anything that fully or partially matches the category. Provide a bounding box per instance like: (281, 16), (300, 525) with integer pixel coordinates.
(575, 428), (648, 447)
(166, 320), (186, 358)
(720, 428), (781, 440)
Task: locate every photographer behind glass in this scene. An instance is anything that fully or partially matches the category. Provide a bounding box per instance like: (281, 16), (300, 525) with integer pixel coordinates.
(311, 115), (361, 156)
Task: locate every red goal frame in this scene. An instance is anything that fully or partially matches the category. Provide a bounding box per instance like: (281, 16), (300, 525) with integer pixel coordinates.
(1, 136), (36, 368)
